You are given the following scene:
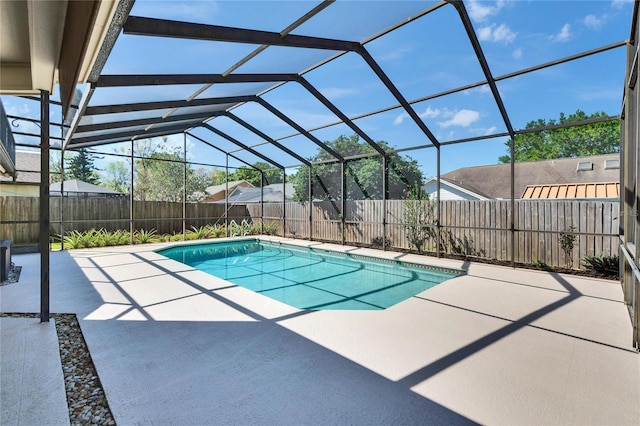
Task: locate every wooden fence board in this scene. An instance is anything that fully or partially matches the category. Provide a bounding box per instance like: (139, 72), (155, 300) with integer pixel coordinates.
(0, 197), (619, 268)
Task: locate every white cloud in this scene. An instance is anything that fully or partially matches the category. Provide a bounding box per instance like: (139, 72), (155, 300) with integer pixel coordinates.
(5, 102), (31, 116)
(394, 106), (442, 125)
(477, 23), (517, 44)
(419, 106), (442, 119)
(396, 107), (484, 129)
(612, 0), (633, 9)
(377, 45), (415, 62)
(470, 125), (498, 136)
(393, 113), (407, 125)
(439, 109), (480, 128)
(512, 47), (523, 59)
(477, 26), (493, 41)
(493, 23), (517, 43)
(320, 87), (357, 100)
(468, 0), (507, 23)
(463, 85), (491, 96)
(485, 126), (497, 135)
(584, 14), (603, 30)
(549, 23), (571, 42)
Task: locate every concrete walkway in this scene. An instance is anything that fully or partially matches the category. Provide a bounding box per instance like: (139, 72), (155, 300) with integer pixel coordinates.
(0, 317), (69, 425)
(1, 237), (638, 424)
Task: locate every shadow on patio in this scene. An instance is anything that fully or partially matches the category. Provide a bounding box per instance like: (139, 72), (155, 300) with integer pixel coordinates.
(2, 244), (639, 424)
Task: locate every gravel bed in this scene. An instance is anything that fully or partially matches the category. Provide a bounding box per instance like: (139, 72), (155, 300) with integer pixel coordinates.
(1, 312), (115, 425)
(0, 265), (22, 287)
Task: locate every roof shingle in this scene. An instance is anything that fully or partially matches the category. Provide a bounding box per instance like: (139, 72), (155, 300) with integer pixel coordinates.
(441, 153), (620, 199)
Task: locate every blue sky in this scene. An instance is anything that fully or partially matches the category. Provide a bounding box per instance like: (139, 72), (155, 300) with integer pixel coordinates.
(1, 0), (634, 179)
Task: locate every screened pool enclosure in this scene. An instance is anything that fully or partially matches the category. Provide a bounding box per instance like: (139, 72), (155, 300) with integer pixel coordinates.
(0, 0), (638, 345)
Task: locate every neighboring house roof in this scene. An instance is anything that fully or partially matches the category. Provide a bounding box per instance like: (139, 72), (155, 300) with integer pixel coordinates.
(441, 153), (620, 199)
(423, 176), (489, 200)
(50, 179), (123, 196)
(203, 180), (253, 202)
(264, 182), (295, 199)
(522, 182), (620, 199)
(0, 150), (41, 184)
(216, 183), (294, 204)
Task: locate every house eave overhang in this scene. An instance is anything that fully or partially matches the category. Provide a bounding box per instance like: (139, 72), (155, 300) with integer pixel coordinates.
(0, 0), (124, 116)
(426, 176), (489, 200)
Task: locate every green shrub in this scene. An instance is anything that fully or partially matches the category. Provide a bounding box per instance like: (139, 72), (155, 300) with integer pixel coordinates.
(582, 254), (619, 277)
(63, 230), (87, 249)
(371, 236), (392, 249)
(402, 187), (435, 254)
(188, 226), (210, 240)
(93, 228), (109, 247)
(532, 260), (553, 271)
(133, 229), (158, 244)
(206, 224), (227, 238)
(63, 228), (113, 249)
(114, 229), (132, 245)
(250, 223), (262, 235)
(262, 222), (278, 235)
(185, 231), (199, 240)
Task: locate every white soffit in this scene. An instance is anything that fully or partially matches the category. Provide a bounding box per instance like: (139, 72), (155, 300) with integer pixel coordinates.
(80, 0), (120, 83)
(28, 0), (67, 93)
(0, 0), (32, 92)
(0, 0), (120, 95)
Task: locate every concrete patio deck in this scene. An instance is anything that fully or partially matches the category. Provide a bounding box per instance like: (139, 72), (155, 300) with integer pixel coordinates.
(1, 237), (638, 425)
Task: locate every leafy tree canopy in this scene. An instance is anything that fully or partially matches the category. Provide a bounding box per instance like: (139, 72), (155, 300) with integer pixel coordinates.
(104, 138), (213, 202)
(208, 168), (227, 186)
(50, 151), (64, 183)
(228, 161), (282, 187)
(103, 161), (130, 194)
(290, 135), (424, 201)
(65, 148), (102, 184)
(499, 110), (620, 163)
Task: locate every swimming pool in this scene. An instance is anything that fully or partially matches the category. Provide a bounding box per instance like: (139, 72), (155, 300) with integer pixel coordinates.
(158, 240), (463, 310)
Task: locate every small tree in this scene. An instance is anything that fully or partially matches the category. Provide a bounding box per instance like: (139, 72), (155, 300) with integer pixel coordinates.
(66, 148), (102, 184)
(559, 226), (577, 268)
(290, 135), (423, 201)
(403, 187), (436, 254)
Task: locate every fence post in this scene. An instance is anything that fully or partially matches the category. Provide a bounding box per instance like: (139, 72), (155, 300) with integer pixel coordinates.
(182, 132), (187, 239)
(225, 153), (229, 237)
(436, 147), (441, 258)
(382, 155), (388, 251)
(129, 140), (134, 244)
(341, 161), (346, 245)
(283, 169), (287, 237)
(510, 136), (516, 267)
(308, 166), (313, 241)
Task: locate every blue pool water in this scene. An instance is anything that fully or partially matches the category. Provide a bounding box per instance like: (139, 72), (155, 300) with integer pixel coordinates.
(158, 240), (462, 310)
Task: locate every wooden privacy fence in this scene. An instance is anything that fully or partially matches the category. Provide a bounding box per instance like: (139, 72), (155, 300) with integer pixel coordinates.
(0, 197), (251, 244)
(1, 196), (618, 268)
(249, 199), (619, 269)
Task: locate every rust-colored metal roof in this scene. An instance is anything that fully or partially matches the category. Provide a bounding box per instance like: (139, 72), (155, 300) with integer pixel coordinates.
(522, 182), (620, 199)
(441, 154), (620, 200)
